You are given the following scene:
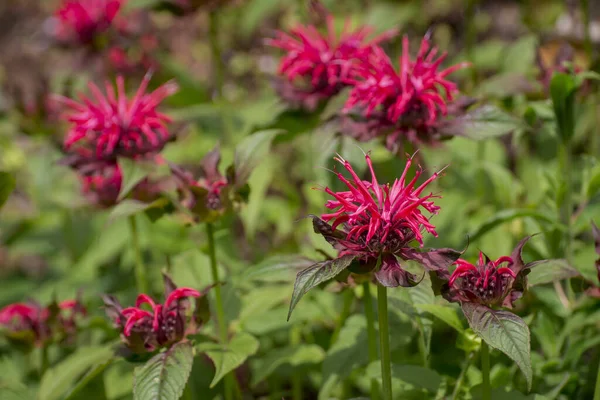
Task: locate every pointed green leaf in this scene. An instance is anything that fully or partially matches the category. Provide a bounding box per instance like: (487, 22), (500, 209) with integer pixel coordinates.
(415, 304), (465, 332)
(462, 303), (532, 390)
(117, 158), (151, 201)
(133, 342), (194, 400)
(107, 198), (169, 223)
(234, 129), (282, 185)
(199, 332), (259, 387)
(526, 259), (579, 286)
(251, 344), (325, 386)
(550, 73), (576, 144)
(39, 345), (114, 400)
(64, 358), (114, 400)
(287, 255), (356, 320)
(0, 171), (15, 210)
(440, 105), (524, 140)
(469, 208), (556, 242)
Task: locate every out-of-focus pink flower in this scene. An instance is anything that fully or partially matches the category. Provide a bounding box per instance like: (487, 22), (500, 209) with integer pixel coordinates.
(343, 34), (469, 149)
(312, 153), (460, 287)
(0, 299), (86, 346)
(266, 15), (396, 110)
(108, 35), (158, 74)
(50, 0), (124, 45)
(103, 276), (207, 353)
(53, 72), (178, 160)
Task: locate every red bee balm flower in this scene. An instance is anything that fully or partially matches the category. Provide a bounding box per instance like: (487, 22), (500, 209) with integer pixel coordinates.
(441, 237), (538, 308)
(54, 73), (178, 160)
(312, 154), (460, 287)
(344, 34), (469, 148)
(0, 300), (85, 346)
(51, 0), (124, 45)
(103, 276), (208, 353)
(267, 15), (396, 110)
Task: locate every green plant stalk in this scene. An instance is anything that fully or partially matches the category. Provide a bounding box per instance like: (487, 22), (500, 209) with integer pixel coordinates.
(290, 325), (303, 400)
(452, 351), (475, 400)
(481, 341), (491, 400)
(206, 223), (234, 400)
(594, 354), (600, 400)
(558, 144), (575, 302)
(40, 344), (49, 377)
(363, 281), (380, 400)
(129, 216), (147, 294)
(377, 284), (392, 400)
(330, 289), (354, 345)
(417, 325), (429, 368)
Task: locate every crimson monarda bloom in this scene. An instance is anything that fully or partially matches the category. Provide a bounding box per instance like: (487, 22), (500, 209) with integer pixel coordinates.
(103, 275), (209, 353)
(0, 299), (85, 346)
(266, 14), (396, 110)
(343, 34), (469, 150)
(50, 0), (124, 46)
(312, 153), (460, 287)
(53, 72), (178, 160)
(440, 237), (536, 308)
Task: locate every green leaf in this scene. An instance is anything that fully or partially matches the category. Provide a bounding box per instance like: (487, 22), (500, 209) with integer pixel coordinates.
(234, 129), (282, 185)
(440, 105), (524, 140)
(0, 171), (15, 210)
(469, 208), (556, 242)
(242, 255), (315, 282)
(200, 332), (259, 387)
(251, 344), (325, 386)
(64, 358), (114, 400)
(461, 303), (532, 390)
(415, 304), (465, 333)
(287, 254), (356, 320)
(107, 198), (169, 223)
(550, 73), (576, 144)
(365, 362), (442, 392)
(526, 259), (579, 286)
(39, 345), (114, 400)
(117, 158), (150, 201)
(322, 315), (369, 384)
(133, 342), (194, 400)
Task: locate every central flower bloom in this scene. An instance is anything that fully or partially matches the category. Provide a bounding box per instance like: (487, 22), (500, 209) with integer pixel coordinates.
(313, 153), (459, 287)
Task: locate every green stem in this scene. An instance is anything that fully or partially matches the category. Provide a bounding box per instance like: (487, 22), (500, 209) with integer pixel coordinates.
(481, 341), (491, 400)
(330, 289), (354, 345)
(582, 0), (593, 60)
(377, 284), (392, 400)
(363, 281), (380, 400)
(290, 325), (303, 400)
(594, 353), (600, 400)
(129, 216), (147, 294)
(558, 144), (575, 303)
(40, 344), (49, 377)
(206, 223), (233, 400)
(209, 11), (224, 99)
(452, 352), (475, 400)
(466, 0), (478, 87)
(417, 326), (429, 368)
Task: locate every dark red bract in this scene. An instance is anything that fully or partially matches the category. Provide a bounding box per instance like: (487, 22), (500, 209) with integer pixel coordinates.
(53, 72), (178, 160)
(343, 34), (469, 148)
(51, 0), (124, 45)
(267, 15), (396, 110)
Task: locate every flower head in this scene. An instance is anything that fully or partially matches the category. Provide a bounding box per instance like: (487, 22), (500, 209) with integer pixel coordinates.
(441, 237), (535, 308)
(103, 275), (209, 353)
(54, 72), (178, 160)
(0, 299), (86, 346)
(267, 15), (396, 110)
(312, 153), (460, 287)
(343, 34), (469, 148)
(50, 0), (124, 45)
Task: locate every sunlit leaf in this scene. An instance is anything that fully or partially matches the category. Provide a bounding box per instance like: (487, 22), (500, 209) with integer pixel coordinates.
(526, 259), (579, 286)
(415, 303), (465, 333)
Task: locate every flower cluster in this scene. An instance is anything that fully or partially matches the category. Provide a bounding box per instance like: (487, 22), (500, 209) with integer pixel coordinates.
(103, 275), (209, 353)
(54, 73), (178, 207)
(312, 153), (460, 287)
(342, 35), (469, 150)
(266, 13), (396, 110)
(50, 0), (124, 46)
(440, 237), (534, 308)
(0, 299), (86, 346)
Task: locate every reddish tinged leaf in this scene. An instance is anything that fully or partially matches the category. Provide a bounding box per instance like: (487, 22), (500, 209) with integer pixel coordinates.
(402, 247), (463, 271)
(374, 254), (420, 288)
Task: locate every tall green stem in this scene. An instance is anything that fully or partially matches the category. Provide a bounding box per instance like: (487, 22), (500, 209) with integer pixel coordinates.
(377, 284), (392, 400)
(129, 216), (147, 294)
(452, 352), (475, 400)
(363, 281), (380, 400)
(290, 325), (303, 400)
(481, 341), (491, 400)
(594, 354), (600, 400)
(558, 144), (575, 303)
(206, 223), (233, 400)
(40, 344), (49, 377)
